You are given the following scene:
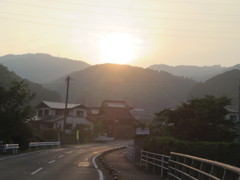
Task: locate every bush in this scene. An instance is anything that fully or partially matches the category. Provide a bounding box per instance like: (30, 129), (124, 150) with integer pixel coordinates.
(143, 136), (240, 167)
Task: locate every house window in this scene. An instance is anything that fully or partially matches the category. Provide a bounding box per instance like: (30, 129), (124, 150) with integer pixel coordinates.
(44, 109), (49, 116)
(230, 115), (237, 121)
(38, 110), (43, 117)
(65, 123), (72, 129)
(56, 110), (63, 116)
(77, 110), (84, 117)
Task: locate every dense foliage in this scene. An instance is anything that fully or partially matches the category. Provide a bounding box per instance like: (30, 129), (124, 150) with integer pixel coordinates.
(144, 136), (240, 167)
(190, 69), (240, 107)
(155, 95), (238, 142)
(0, 64), (61, 107)
(0, 81), (34, 148)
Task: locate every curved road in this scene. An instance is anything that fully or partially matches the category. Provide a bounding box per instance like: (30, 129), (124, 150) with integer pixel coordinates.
(0, 141), (129, 180)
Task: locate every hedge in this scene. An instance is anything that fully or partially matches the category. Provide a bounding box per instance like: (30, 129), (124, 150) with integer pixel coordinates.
(143, 136), (240, 167)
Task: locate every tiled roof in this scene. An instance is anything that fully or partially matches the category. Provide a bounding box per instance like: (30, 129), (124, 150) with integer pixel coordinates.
(103, 100), (128, 108)
(106, 102), (126, 108)
(225, 107), (238, 113)
(88, 107), (100, 115)
(42, 101), (83, 109)
(101, 105), (136, 124)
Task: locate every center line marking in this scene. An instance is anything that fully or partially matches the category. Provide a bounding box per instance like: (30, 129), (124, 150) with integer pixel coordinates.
(31, 167), (43, 175)
(48, 160), (56, 164)
(58, 155), (64, 158)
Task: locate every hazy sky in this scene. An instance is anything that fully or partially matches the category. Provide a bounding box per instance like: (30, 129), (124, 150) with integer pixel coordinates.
(0, 0), (240, 67)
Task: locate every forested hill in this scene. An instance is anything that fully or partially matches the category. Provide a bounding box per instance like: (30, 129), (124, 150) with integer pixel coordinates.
(0, 53), (90, 83)
(148, 64), (226, 82)
(190, 69), (240, 107)
(0, 64), (61, 107)
(45, 64), (197, 113)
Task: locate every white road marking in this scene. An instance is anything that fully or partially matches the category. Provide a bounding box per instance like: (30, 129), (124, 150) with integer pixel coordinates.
(48, 160), (56, 164)
(92, 154), (104, 180)
(65, 151), (73, 154)
(58, 155), (64, 158)
(78, 161), (91, 167)
(31, 167), (43, 175)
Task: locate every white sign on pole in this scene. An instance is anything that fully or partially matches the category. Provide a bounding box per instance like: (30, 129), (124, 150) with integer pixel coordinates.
(136, 128), (150, 135)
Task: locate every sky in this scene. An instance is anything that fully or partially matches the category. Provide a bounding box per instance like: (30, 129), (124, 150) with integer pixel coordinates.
(0, 0), (240, 68)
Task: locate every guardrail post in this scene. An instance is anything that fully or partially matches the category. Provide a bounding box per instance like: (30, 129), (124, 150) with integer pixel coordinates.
(145, 151), (148, 170)
(152, 153), (155, 173)
(161, 155), (164, 177)
(140, 150), (143, 168)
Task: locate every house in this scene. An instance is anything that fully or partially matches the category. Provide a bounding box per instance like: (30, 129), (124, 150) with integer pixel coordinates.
(35, 101), (92, 132)
(99, 100), (136, 139)
(225, 107), (239, 122)
(87, 107), (100, 123)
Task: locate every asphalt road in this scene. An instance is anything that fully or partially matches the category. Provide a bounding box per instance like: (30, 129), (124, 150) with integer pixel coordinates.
(0, 141), (129, 180)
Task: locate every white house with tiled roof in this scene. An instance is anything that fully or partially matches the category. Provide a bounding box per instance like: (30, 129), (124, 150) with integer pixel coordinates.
(225, 106), (239, 122)
(35, 101), (92, 132)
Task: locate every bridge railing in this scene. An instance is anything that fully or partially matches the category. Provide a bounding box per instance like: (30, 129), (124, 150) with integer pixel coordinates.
(1, 144), (19, 154)
(168, 152), (240, 180)
(29, 141), (60, 150)
(141, 150), (170, 176)
(126, 144), (135, 163)
(125, 145), (240, 179)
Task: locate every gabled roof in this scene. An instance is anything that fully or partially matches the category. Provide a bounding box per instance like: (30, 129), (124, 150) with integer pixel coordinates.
(37, 101), (86, 109)
(101, 100), (136, 124)
(88, 107), (100, 115)
(103, 100), (128, 108)
(225, 106), (238, 113)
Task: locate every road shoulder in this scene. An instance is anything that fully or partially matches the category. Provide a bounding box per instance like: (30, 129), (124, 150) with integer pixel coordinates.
(103, 148), (164, 180)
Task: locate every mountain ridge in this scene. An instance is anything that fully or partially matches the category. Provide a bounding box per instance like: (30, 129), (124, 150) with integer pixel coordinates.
(45, 63), (197, 113)
(0, 53), (90, 84)
(190, 69), (240, 108)
(0, 64), (61, 107)
(148, 64), (228, 82)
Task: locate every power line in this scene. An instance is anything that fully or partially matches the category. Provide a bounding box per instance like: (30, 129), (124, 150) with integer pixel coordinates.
(44, 0), (240, 8)
(1, 1), (240, 21)
(1, 16), (240, 40)
(1, 11), (240, 34)
(42, 0), (240, 17)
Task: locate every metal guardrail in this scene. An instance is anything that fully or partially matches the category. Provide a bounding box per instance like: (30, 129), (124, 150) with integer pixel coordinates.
(141, 150), (170, 176)
(126, 145), (240, 180)
(1, 144), (19, 154)
(168, 152), (240, 180)
(29, 141), (60, 149)
(126, 145), (135, 163)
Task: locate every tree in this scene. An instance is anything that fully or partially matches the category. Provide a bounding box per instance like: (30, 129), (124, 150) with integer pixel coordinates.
(0, 80), (34, 148)
(155, 95), (238, 142)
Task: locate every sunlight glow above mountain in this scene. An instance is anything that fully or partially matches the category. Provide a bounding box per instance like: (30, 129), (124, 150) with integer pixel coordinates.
(99, 33), (138, 64)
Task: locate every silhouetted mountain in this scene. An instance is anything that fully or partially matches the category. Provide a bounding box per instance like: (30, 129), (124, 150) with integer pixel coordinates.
(0, 53), (90, 83)
(45, 64), (197, 113)
(148, 64), (226, 82)
(190, 69), (240, 108)
(226, 64), (240, 71)
(0, 64), (61, 107)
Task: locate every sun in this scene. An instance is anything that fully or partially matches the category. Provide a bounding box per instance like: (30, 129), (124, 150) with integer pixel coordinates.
(99, 33), (137, 64)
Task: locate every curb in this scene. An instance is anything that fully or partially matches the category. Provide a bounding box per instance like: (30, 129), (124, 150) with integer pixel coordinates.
(98, 146), (125, 180)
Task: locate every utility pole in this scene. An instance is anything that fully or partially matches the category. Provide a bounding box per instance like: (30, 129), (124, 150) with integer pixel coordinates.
(63, 76), (70, 133)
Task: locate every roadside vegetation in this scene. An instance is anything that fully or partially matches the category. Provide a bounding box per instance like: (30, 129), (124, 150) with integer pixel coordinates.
(0, 80), (35, 149)
(144, 95), (240, 167)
